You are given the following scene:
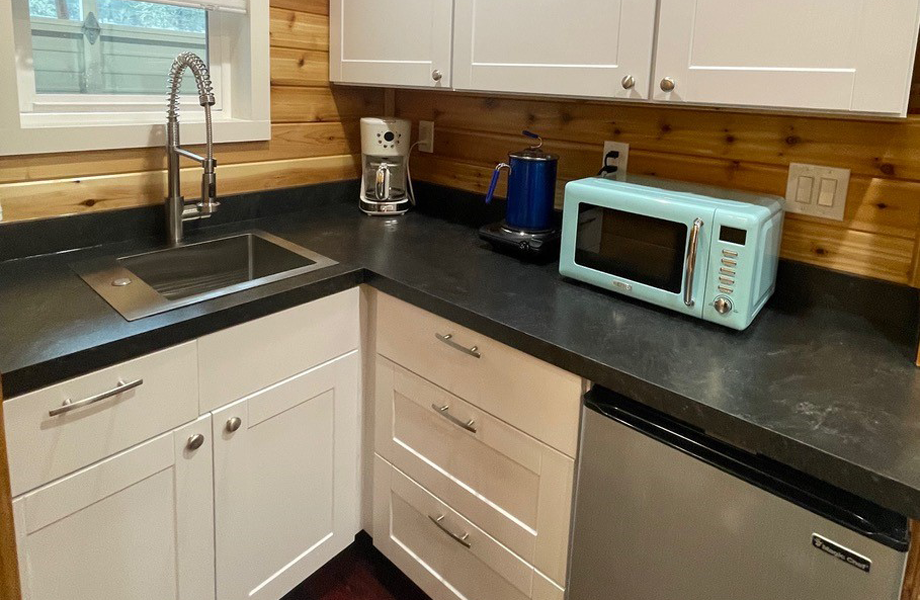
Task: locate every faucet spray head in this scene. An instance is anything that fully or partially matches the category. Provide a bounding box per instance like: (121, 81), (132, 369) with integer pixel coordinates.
(199, 158), (219, 216)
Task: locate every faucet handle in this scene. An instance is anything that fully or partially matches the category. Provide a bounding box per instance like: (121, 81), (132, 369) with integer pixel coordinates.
(198, 159), (219, 216)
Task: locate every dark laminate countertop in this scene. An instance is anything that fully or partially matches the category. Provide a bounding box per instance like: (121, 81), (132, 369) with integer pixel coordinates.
(2, 183), (919, 519)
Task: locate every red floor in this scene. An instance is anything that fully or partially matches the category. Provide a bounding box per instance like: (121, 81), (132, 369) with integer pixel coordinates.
(282, 533), (431, 600)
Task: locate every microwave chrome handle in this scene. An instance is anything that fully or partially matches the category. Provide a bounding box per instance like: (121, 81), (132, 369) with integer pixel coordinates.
(683, 218), (704, 307)
(48, 378), (144, 417)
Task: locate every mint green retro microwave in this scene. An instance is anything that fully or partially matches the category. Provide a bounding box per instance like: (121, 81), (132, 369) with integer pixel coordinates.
(559, 176), (784, 330)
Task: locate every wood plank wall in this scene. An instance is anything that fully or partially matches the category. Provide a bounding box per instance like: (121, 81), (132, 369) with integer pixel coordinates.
(0, 0), (383, 222)
(396, 90), (920, 287)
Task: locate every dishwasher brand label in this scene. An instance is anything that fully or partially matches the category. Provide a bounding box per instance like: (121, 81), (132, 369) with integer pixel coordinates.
(812, 534), (871, 573)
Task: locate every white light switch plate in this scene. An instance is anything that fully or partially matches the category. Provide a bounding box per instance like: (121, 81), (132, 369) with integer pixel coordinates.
(785, 163), (849, 221)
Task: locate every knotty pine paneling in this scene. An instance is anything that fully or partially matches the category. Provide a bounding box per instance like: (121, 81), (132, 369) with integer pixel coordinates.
(396, 90), (920, 286)
(0, 1), (384, 223)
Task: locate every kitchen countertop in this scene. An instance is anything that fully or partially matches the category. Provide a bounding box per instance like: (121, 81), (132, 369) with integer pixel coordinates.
(2, 185), (920, 518)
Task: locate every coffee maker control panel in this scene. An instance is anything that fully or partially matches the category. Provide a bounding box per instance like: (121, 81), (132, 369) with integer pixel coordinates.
(377, 129), (403, 149)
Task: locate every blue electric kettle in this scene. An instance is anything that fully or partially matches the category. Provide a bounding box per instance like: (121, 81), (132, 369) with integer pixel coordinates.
(484, 131), (558, 232)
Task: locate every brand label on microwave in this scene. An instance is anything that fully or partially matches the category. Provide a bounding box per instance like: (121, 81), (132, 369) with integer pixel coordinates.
(812, 534), (871, 573)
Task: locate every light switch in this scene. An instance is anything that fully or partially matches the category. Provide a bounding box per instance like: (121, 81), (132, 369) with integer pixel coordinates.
(795, 176), (814, 204)
(817, 178), (837, 207)
(785, 163), (849, 221)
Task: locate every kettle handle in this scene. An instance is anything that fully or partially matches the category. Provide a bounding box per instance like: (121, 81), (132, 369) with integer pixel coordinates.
(485, 163), (511, 205)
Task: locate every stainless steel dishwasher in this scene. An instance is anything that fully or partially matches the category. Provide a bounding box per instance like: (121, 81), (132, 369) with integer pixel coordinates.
(568, 387), (909, 600)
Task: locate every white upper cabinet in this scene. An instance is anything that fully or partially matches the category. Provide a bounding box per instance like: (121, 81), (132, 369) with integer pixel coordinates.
(653, 0), (920, 115)
(330, 0), (453, 88)
(452, 0), (658, 99)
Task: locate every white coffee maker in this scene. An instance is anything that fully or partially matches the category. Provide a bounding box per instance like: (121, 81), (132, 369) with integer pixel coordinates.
(360, 117), (412, 216)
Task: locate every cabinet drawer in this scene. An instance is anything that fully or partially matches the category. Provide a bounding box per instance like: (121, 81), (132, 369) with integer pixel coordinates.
(373, 455), (533, 600)
(376, 293), (582, 457)
(198, 288), (359, 413)
(5, 342), (198, 497)
(375, 356), (573, 586)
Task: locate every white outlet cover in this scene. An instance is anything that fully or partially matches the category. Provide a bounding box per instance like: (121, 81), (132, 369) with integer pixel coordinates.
(784, 163), (849, 221)
(418, 121), (434, 153)
(602, 141), (629, 180)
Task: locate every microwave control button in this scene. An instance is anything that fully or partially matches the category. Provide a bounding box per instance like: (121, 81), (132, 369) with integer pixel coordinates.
(718, 286), (733, 294)
(722, 249), (739, 258)
(713, 296), (733, 315)
(719, 267), (736, 276)
(721, 258), (738, 267)
(719, 276), (735, 285)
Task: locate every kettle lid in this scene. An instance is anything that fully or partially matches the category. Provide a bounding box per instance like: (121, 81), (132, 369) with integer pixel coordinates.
(509, 131), (558, 162)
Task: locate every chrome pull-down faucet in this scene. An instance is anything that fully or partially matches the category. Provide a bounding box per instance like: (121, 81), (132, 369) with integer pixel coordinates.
(165, 52), (219, 244)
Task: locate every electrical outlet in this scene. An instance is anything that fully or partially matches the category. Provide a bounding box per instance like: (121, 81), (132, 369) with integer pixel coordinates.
(785, 163), (849, 221)
(418, 121), (435, 153)
(601, 141), (629, 180)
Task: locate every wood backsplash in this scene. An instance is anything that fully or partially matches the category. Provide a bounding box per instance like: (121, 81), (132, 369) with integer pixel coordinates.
(396, 90), (920, 287)
(0, 0), (382, 222)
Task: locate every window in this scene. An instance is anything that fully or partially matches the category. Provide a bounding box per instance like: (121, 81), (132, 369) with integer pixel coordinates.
(0, 0), (269, 155)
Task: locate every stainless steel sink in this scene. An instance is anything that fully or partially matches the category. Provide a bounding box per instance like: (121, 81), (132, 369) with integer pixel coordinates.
(73, 231), (337, 320)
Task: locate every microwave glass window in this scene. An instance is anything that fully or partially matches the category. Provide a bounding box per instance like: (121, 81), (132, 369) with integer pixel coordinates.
(574, 205), (688, 293)
(719, 226), (747, 246)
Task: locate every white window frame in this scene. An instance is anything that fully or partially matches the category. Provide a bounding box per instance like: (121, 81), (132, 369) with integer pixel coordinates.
(18, 13), (226, 116)
(0, 0), (270, 156)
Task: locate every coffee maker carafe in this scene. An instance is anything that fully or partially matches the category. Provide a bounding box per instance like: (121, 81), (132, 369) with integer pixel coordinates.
(360, 117), (411, 216)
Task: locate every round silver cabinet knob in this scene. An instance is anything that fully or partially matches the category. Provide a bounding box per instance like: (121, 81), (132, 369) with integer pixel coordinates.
(621, 75), (636, 90)
(187, 433), (205, 451)
(226, 417), (242, 433)
(713, 296), (733, 315)
(432, 70), (443, 82)
(660, 77), (676, 92)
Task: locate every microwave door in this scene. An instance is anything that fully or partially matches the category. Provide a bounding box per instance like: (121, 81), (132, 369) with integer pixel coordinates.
(568, 201), (715, 316)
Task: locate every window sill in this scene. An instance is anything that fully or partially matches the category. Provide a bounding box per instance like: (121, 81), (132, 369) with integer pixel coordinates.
(1, 115), (270, 156)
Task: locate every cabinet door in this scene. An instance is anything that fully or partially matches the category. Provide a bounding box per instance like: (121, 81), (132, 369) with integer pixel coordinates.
(653, 0), (920, 115)
(13, 416), (214, 600)
(330, 0), (453, 87)
(452, 0), (658, 98)
(213, 351), (360, 600)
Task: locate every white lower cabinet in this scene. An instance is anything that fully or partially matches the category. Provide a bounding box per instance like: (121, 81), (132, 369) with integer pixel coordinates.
(13, 415), (214, 600)
(375, 356), (574, 586)
(212, 351), (361, 600)
(371, 292), (577, 600)
(374, 456), (565, 600)
(8, 287), (578, 600)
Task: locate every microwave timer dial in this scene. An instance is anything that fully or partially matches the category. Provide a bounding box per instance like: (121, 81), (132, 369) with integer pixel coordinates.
(713, 296), (733, 315)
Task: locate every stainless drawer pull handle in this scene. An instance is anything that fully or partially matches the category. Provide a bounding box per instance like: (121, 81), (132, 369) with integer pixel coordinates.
(432, 404), (478, 434)
(49, 378), (144, 417)
(428, 514), (472, 548)
(435, 333), (481, 358)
